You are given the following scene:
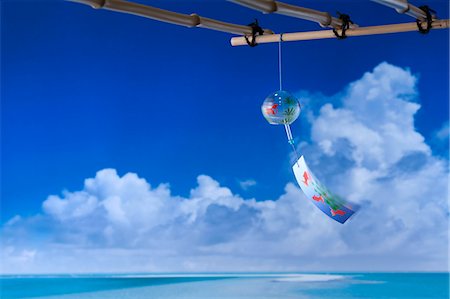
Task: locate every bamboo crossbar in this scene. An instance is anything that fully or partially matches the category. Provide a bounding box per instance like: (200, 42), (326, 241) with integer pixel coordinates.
(68, 0), (273, 35)
(230, 19), (449, 46)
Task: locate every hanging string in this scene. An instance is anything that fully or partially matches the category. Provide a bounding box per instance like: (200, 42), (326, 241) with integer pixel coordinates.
(291, 142), (300, 166)
(278, 34), (300, 166)
(285, 124), (300, 165)
(278, 34), (283, 91)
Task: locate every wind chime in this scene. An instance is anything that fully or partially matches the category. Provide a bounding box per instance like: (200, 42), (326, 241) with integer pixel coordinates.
(258, 32), (357, 223)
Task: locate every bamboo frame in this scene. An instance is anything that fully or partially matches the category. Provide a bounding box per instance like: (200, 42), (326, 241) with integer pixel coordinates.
(68, 0), (273, 35)
(230, 19), (450, 46)
(69, 0), (449, 47)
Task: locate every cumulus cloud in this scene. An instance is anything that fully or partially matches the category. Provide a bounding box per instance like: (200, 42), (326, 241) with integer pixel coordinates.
(311, 63), (429, 170)
(1, 62), (448, 274)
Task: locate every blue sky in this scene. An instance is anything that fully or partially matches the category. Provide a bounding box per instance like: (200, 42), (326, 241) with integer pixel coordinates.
(1, 0), (449, 273)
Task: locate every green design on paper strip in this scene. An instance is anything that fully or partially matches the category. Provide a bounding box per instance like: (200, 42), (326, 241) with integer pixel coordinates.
(311, 180), (345, 211)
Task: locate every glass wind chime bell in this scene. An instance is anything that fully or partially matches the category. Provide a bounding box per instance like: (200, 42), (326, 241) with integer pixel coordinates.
(259, 38), (358, 224)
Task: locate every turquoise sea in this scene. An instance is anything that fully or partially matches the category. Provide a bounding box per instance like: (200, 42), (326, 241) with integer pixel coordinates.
(0, 273), (448, 299)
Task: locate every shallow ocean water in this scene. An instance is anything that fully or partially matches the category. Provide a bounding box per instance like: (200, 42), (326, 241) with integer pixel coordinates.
(1, 273), (448, 299)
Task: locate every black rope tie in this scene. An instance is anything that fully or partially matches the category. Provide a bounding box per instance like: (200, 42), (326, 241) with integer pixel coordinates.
(333, 12), (353, 40)
(416, 5), (436, 34)
(244, 19), (264, 47)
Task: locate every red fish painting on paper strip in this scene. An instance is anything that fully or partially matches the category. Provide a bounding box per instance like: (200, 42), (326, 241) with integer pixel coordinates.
(292, 156), (359, 224)
(302, 171), (310, 186)
(312, 195), (324, 202)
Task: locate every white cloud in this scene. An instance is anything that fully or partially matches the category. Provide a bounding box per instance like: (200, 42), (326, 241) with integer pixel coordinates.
(311, 62), (429, 172)
(239, 179), (257, 190)
(1, 62), (448, 274)
(435, 121), (449, 141)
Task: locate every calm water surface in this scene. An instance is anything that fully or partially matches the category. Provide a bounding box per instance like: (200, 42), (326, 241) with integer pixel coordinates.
(0, 273), (448, 299)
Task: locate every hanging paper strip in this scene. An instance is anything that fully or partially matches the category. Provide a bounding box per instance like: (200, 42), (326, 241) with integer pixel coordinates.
(293, 156), (358, 224)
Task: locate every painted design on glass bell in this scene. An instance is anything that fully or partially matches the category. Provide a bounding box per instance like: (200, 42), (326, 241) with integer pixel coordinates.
(261, 90), (301, 125)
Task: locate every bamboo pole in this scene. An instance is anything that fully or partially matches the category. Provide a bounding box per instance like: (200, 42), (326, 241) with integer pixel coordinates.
(230, 19), (449, 46)
(371, 0), (428, 20)
(68, 0), (273, 35)
(228, 0), (355, 28)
